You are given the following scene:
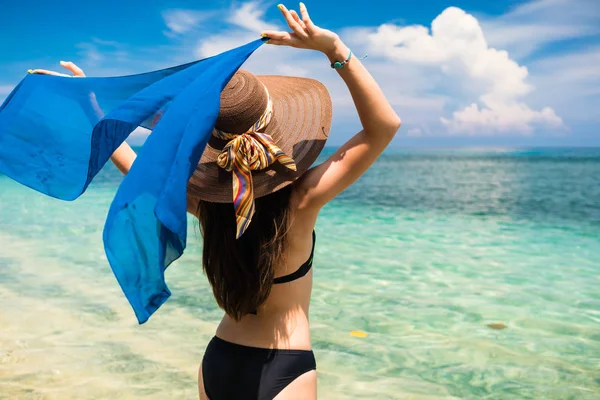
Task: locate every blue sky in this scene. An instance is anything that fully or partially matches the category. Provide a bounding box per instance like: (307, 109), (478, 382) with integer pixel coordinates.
(1, 0), (599, 147)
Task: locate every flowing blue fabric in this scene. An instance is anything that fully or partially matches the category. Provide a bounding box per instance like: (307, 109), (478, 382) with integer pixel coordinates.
(0, 38), (266, 323)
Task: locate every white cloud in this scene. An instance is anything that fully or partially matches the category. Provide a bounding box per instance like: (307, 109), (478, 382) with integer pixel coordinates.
(195, 2), (307, 79)
(527, 47), (600, 123)
(197, 32), (256, 59)
(226, 1), (279, 32)
(196, 1), (282, 64)
(197, 32), (317, 77)
(76, 42), (104, 64)
(76, 38), (128, 69)
(482, 24), (589, 60)
(478, 0), (600, 131)
(197, 2), (279, 59)
(92, 38), (121, 47)
(162, 9), (213, 36)
(530, 47), (600, 87)
(441, 103), (564, 135)
(482, 0), (600, 59)
(362, 7), (564, 134)
(407, 128), (422, 137)
(275, 64), (309, 77)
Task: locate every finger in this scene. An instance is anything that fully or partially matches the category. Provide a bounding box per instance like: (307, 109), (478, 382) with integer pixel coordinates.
(60, 61), (85, 77)
(266, 38), (304, 48)
(265, 36), (304, 48)
(277, 4), (308, 38)
(29, 69), (70, 77)
(289, 10), (306, 30)
(261, 30), (292, 40)
(299, 2), (316, 31)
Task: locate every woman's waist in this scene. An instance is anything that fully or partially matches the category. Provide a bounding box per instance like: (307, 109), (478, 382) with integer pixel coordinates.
(215, 311), (311, 350)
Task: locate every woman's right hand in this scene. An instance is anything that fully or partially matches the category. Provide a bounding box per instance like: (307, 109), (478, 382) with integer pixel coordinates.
(29, 61), (86, 78)
(260, 3), (346, 58)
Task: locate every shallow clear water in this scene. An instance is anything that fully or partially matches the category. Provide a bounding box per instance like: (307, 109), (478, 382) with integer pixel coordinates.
(1, 148), (599, 399)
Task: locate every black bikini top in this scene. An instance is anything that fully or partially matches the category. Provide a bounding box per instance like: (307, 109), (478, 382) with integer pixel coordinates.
(249, 231), (316, 315)
(273, 230), (316, 284)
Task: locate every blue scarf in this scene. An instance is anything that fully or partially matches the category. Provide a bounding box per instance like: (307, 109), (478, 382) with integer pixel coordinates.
(0, 38), (266, 323)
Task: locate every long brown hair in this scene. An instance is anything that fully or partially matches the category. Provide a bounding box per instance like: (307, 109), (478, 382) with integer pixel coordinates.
(196, 184), (292, 320)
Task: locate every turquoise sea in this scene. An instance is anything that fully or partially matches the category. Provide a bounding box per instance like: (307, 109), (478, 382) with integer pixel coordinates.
(1, 148), (599, 399)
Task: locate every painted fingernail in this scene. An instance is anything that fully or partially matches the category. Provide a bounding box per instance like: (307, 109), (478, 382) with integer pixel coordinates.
(300, 2), (306, 9)
(261, 33), (267, 37)
(277, 4), (284, 10)
(27, 69), (34, 74)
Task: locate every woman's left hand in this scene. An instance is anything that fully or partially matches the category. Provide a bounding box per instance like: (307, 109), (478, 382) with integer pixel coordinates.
(261, 3), (343, 57)
(29, 61), (86, 77)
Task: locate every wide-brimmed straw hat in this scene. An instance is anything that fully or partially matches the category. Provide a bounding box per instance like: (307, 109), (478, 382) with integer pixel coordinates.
(187, 69), (332, 237)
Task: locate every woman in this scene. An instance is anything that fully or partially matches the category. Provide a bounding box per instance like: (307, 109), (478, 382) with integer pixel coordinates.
(33, 3), (400, 399)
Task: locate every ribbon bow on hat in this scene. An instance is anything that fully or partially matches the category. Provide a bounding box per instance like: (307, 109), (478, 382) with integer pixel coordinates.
(213, 90), (297, 238)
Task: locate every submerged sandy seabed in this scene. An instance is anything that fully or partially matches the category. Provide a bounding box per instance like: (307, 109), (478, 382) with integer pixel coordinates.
(1, 155), (600, 399)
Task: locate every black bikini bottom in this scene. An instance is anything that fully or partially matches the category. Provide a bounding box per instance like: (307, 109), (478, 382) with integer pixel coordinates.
(202, 336), (316, 400)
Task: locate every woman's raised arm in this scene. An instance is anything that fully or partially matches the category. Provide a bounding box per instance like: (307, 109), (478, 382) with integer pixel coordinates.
(262, 3), (401, 211)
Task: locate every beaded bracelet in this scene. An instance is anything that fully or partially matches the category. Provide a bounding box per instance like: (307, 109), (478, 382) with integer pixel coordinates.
(331, 50), (353, 69)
